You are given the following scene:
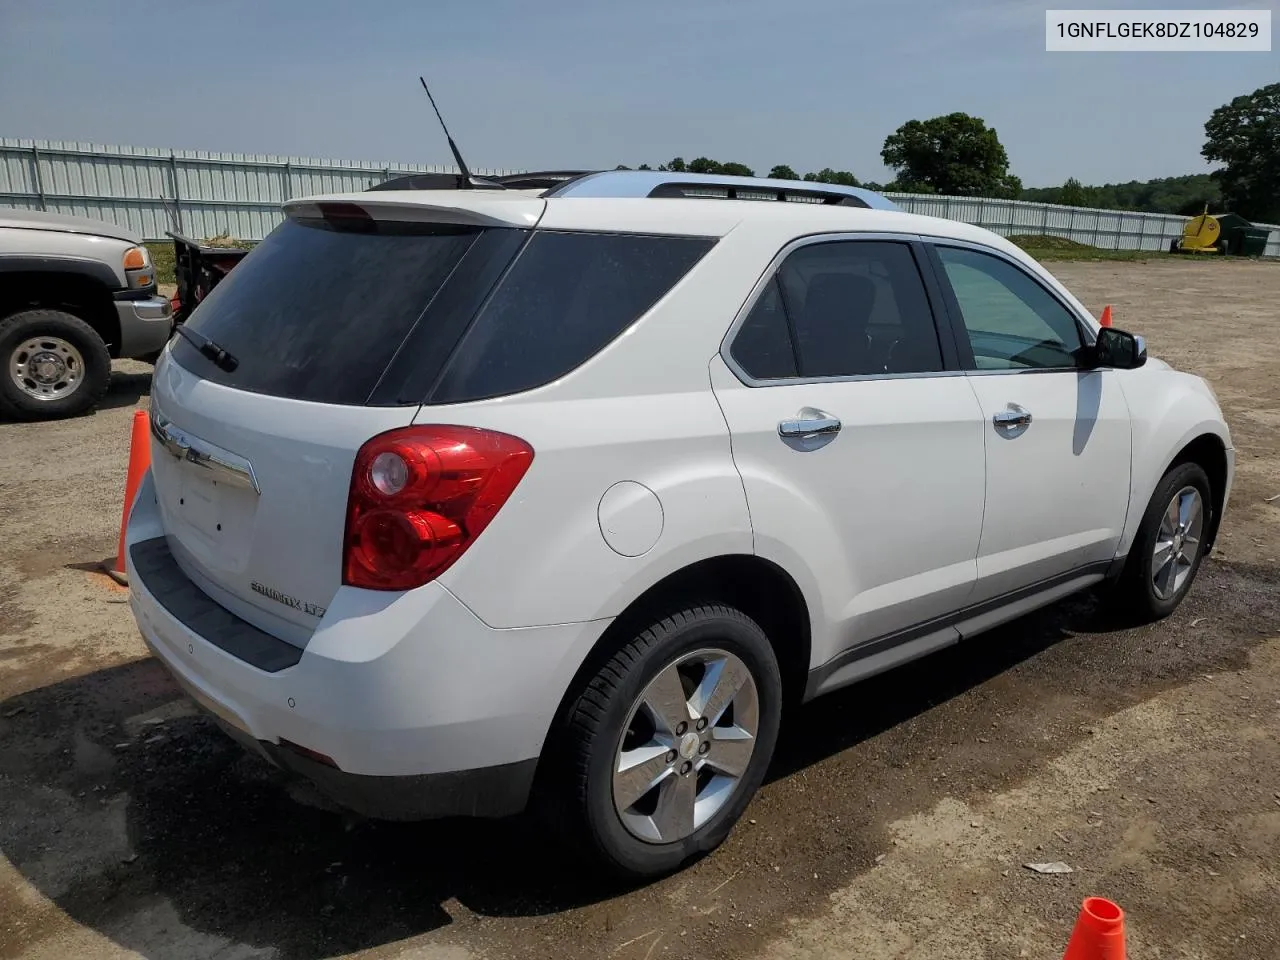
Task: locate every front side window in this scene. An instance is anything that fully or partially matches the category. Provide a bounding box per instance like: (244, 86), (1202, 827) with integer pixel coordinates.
(728, 239), (945, 380)
(935, 246), (1084, 370)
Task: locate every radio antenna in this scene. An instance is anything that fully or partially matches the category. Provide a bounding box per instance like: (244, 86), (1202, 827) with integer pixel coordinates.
(419, 76), (495, 189)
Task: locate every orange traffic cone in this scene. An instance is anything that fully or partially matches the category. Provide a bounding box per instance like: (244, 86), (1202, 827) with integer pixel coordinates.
(1062, 896), (1126, 960)
(106, 409), (152, 586)
(1099, 305), (1113, 328)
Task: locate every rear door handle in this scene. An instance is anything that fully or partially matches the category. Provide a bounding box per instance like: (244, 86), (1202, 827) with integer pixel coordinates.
(992, 404), (1032, 431)
(778, 409), (842, 439)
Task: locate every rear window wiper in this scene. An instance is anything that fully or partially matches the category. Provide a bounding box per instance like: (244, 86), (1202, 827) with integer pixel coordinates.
(173, 324), (239, 372)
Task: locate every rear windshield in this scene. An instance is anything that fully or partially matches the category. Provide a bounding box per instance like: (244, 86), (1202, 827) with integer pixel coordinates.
(170, 217), (481, 405)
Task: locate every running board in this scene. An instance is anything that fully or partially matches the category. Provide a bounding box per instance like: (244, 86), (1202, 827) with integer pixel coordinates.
(804, 562), (1111, 700)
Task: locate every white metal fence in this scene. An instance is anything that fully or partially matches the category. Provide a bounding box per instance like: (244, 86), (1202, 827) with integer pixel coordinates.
(0, 138), (520, 241)
(3, 138), (1278, 257)
(886, 193), (1280, 258)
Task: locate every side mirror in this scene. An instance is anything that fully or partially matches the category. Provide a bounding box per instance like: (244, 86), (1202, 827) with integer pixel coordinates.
(1091, 327), (1147, 370)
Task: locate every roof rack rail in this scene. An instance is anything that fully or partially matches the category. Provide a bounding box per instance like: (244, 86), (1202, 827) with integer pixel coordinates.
(648, 181), (867, 206)
(543, 171), (900, 211)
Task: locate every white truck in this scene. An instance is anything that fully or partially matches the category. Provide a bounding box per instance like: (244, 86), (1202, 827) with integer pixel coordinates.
(0, 210), (174, 420)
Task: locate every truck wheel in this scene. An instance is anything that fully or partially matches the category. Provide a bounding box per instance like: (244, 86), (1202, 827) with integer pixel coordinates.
(553, 604), (782, 878)
(0, 309), (112, 421)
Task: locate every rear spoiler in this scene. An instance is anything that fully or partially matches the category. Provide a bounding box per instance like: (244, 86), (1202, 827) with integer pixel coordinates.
(284, 193), (547, 230)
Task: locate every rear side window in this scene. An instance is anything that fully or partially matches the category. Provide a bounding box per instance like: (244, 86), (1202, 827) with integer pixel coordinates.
(730, 278), (798, 379)
(170, 218), (482, 405)
(728, 239), (944, 380)
(430, 232), (715, 404)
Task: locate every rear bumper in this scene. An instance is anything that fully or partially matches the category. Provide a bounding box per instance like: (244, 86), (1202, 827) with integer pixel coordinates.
(114, 294), (173, 358)
(200, 705), (536, 820)
(125, 470), (610, 819)
(263, 739), (536, 820)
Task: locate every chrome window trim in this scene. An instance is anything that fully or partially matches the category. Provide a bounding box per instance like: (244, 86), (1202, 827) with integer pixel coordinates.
(718, 231), (1107, 389)
(961, 365), (1103, 378)
(719, 230), (962, 388)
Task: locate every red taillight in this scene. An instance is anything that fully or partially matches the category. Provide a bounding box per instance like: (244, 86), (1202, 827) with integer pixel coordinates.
(342, 425), (534, 590)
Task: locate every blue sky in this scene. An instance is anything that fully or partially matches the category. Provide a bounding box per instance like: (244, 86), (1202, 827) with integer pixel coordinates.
(1, 0), (1275, 187)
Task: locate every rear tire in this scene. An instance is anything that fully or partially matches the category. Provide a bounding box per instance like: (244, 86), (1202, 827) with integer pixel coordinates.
(0, 309), (112, 421)
(553, 604), (782, 878)
(1112, 462), (1212, 622)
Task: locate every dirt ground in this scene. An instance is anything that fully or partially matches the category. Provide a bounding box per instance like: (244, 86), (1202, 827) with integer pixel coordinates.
(2, 258), (1279, 960)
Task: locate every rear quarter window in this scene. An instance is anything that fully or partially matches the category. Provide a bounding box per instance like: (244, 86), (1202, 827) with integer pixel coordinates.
(429, 231), (716, 404)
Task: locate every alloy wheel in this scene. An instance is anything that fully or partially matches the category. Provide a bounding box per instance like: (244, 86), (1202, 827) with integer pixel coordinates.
(612, 648), (760, 844)
(1152, 484), (1204, 601)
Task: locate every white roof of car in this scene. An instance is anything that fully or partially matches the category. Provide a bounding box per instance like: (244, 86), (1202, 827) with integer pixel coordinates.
(285, 189), (1019, 254)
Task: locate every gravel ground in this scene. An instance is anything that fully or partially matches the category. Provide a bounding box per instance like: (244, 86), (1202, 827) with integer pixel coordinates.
(1, 259), (1279, 960)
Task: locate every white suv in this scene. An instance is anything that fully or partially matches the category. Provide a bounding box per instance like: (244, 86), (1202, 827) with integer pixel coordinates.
(125, 171), (1233, 878)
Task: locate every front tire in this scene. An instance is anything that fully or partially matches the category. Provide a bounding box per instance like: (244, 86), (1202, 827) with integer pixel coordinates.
(1114, 462), (1212, 621)
(0, 309), (112, 421)
(557, 604), (782, 878)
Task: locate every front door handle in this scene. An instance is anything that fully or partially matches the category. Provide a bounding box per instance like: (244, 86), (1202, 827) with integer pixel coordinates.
(992, 404), (1033, 431)
(778, 408), (842, 439)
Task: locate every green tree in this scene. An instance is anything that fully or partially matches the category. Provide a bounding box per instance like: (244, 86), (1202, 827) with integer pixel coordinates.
(1202, 83), (1280, 223)
(638, 163), (652, 171)
(1021, 174), (1220, 214)
(683, 157), (755, 176)
(1059, 177), (1088, 207)
(803, 168), (861, 187)
(769, 164), (799, 180)
(884, 180), (933, 195)
(881, 113), (1020, 198)
(1000, 173), (1024, 199)
(1175, 195), (1215, 217)
(659, 157), (688, 172)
